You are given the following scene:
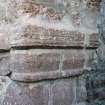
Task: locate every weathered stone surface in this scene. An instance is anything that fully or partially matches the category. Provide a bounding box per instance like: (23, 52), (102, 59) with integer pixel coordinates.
(0, 77), (86, 105)
(86, 70), (105, 104)
(10, 49), (60, 73)
(87, 33), (99, 48)
(52, 78), (87, 105)
(2, 82), (49, 105)
(11, 26), (85, 48)
(7, 0), (99, 48)
(86, 1), (105, 104)
(85, 50), (96, 70)
(0, 76), (12, 104)
(62, 50), (85, 70)
(0, 33), (10, 50)
(10, 49), (93, 82)
(10, 26), (99, 48)
(0, 0), (99, 49)
(0, 52), (10, 76)
(0, 0), (101, 104)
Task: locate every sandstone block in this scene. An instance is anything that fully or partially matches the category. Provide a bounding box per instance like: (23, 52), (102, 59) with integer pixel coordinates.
(84, 50), (96, 70)
(10, 49), (87, 82)
(10, 49), (60, 73)
(52, 79), (76, 105)
(11, 26), (85, 48)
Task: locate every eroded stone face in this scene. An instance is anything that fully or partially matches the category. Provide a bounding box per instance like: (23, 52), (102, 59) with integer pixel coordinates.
(0, 0), (100, 48)
(4, 0), (99, 48)
(2, 82), (49, 105)
(9, 49), (95, 82)
(0, 33), (10, 50)
(86, 0), (105, 105)
(0, 76), (11, 104)
(11, 25), (86, 47)
(0, 77), (86, 105)
(0, 52), (10, 76)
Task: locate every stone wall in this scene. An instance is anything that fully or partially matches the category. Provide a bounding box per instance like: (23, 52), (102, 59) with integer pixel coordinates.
(0, 0), (100, 105)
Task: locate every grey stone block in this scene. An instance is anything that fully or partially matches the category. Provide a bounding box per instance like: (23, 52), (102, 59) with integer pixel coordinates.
(0, 52), (10, 76)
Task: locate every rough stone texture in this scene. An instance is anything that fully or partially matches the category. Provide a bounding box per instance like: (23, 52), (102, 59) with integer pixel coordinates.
(1, 81), (49, 105)
(10, 49), (61, 73)
(88, 33), (99, 48)
(86, 0), (105, 105)
(0, 0), (100, 48)
(10, 49), (94, 82)
(11, 26), (85, 48)
(10, 26), (99, 48)
(0, 52), (10, 76)
(0, 33), (10, 50)
(0, 0), (101, 105)
(62, 50), (85, 70)
(5, 0), (99, 48)
(52, 78), (87, 105)
(0, 77), (86, 105)
(0, 76), (12, 105)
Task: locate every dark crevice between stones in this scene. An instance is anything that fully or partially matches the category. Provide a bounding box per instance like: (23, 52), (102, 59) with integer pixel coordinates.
(6, 71), (12, 77)
(11, 45), (84, 50)
(0, 71), (12, 78)
(9, 73), (82, 83)
(0, 49), (10, 53)
(11, 45), (98, 50)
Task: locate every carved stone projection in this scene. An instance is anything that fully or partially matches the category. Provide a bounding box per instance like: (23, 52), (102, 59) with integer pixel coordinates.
(5, 0), (99, 48)
(10, 49), (92, 82)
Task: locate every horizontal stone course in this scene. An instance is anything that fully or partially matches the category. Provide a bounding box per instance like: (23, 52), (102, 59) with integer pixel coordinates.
(10, 25), (99, 48)
(10, 49), (61, 73)
(10, 49), (95, 82)
(10, 26), (85, 48)
(62, 50), (85, 70)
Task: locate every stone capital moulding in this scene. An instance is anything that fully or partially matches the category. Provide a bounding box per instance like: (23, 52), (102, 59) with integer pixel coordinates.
(6, 0), (99, 48)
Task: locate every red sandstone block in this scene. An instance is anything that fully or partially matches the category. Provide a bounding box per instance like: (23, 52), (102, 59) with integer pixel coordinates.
(10, 49), (87, 82)
(10, 49), (60, 74)
(10, 26), (85, 48)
